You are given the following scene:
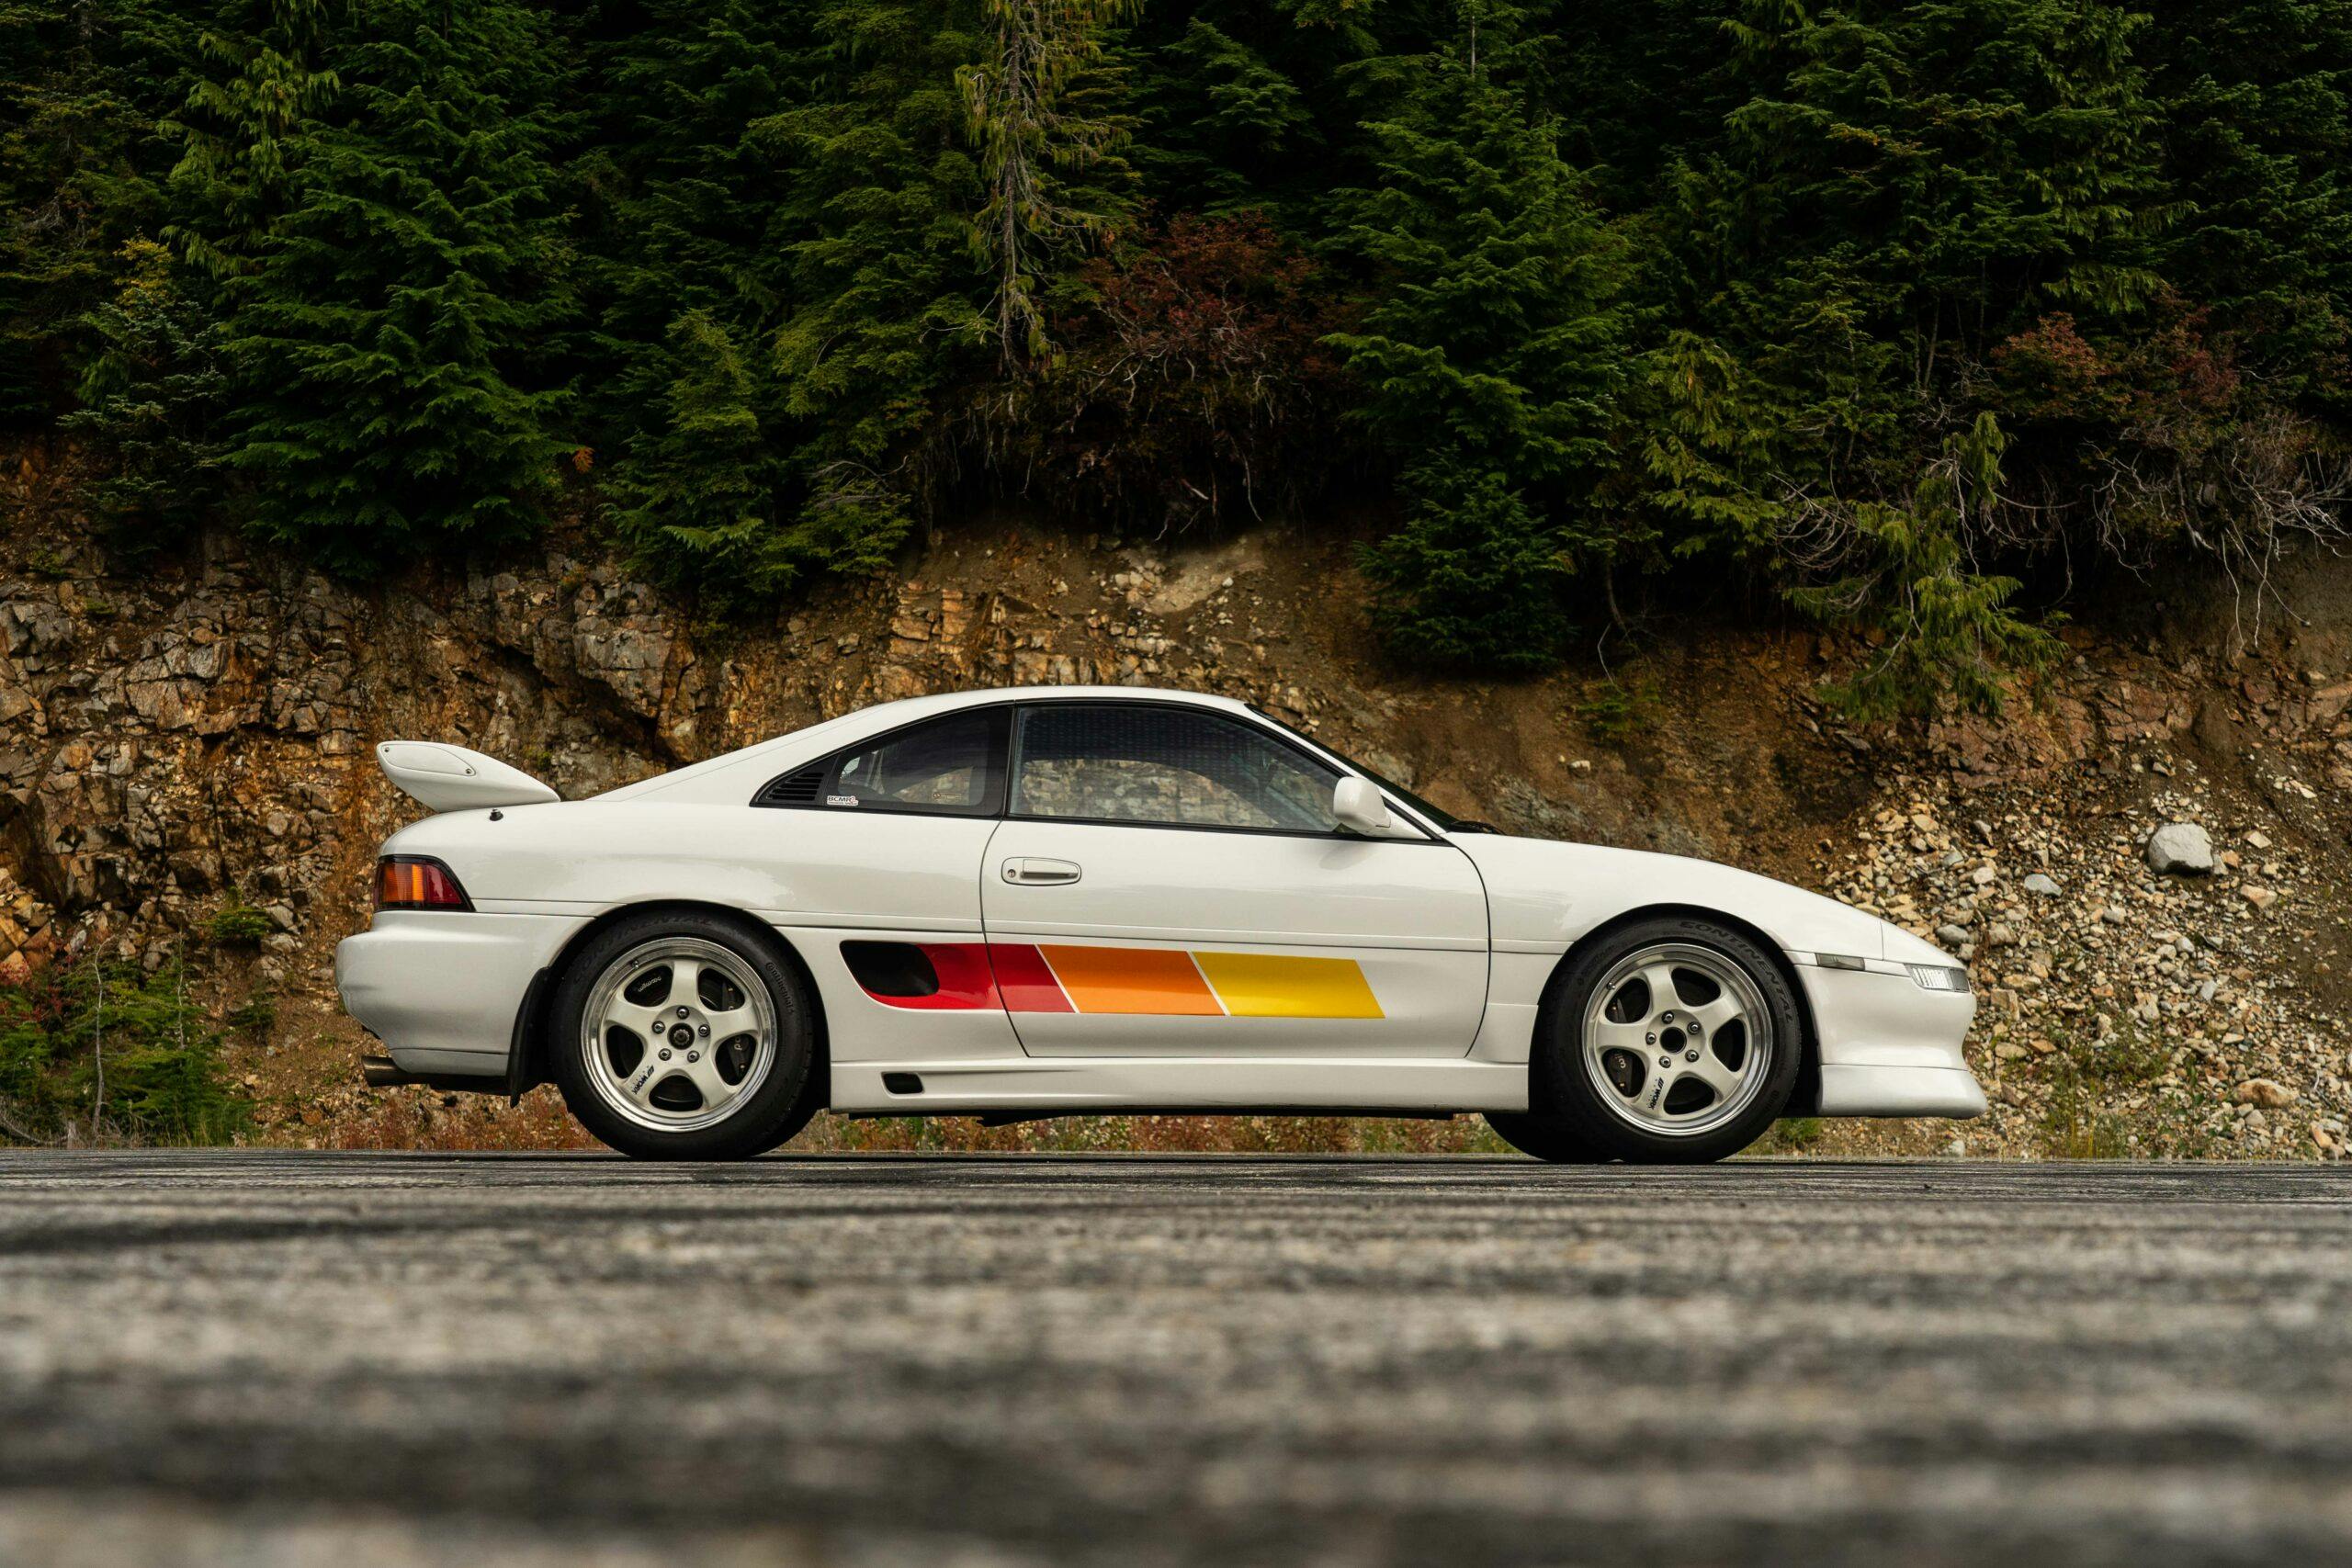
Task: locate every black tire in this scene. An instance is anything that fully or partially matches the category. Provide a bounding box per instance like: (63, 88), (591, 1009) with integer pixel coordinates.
(762, 1068), (827, 1156)
(1526, 915), (1804, 1165)
(549, 908), (819, 1160)
(1482, 1111), (1601, 1163)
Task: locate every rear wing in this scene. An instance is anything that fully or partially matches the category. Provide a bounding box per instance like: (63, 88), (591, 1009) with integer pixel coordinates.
(376, 740), (560, 813)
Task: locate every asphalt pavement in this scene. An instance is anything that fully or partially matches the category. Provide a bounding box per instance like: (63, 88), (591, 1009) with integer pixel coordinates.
(0, 1152), (2346, 1566)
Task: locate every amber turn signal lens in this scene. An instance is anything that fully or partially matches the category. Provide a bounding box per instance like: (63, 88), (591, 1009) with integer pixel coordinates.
(374, 856), (471, 911)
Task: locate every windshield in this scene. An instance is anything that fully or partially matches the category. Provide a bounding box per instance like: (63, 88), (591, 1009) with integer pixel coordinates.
(1249, 709), (1475, 833)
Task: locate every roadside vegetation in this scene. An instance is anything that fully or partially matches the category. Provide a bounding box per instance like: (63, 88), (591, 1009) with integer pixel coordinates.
(6, 1), (2351, 715)
(2038, 1023), (2224, 1160)
(0, 957), (251, 1145)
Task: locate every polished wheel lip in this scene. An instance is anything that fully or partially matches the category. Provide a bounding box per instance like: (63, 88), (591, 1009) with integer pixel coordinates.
(581, 936), (775, 1134)
(1580, 941), (1772, 1139)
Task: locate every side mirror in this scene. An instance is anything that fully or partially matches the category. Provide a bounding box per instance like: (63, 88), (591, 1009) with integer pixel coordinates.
(1332, 776), (1395, 836)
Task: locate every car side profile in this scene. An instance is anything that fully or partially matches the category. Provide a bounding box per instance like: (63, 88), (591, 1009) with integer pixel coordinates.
(334, 686), (1984, 1162)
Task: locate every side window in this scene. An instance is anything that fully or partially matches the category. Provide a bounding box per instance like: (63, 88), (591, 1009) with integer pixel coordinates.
(758, 709), (1008, 816)
(1011, 705), (1340, 833)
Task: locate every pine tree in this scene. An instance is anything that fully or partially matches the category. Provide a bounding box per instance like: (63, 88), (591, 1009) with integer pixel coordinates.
(1544, 1), (1739, 211)
(1717, 0), (2166, 355)
(4, 0), (2349, 724)
(959, 0), (1142, 366)
(1363, 460), (1572, 672)
(0, 0), (187, 423)
(756, 0), (988, 582)
(164, 0), (336, 281)
(2136, 1), (2352, 396)
(176, 0), (575, 570)
(1125, 2), (1351, 223)
(59, 236), (227, 544)
(1326, 2), (1627, 671)
(571, 0), (814, 442)
(606, 309), (782, 604)
(1786, 414), (2059, 718)
(1620, 1), (2169, 711)
(1135, 17), (1311, 216)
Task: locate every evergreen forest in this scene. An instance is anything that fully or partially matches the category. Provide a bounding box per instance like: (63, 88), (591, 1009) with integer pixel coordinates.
(7, 0), (2352, 712)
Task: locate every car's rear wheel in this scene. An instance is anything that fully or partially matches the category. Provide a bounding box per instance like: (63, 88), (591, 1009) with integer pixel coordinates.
(1521, 916), (1802, 1164)
(551, 909), (818, 1160)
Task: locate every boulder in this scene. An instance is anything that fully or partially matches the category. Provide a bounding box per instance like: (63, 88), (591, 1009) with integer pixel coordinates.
(2145, 822), (2214, 875)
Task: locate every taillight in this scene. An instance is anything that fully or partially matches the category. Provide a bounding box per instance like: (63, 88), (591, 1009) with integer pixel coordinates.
(374, 856), (472, 911)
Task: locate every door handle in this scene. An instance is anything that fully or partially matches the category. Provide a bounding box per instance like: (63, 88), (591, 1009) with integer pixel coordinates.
(1001, 857), (1082, 886)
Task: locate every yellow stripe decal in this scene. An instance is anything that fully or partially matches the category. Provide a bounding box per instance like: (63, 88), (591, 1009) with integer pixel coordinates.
(1190, 952), (1385, 1020)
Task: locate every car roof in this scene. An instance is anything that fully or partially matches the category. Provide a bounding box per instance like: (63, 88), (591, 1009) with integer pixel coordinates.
(596, 685), (1262, 806)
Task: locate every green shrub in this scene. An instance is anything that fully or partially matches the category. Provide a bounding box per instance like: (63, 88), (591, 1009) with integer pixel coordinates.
(207, 893), (275, 947)
(1576, 677), (1659, 741)
(225, 986), (277, 1039)
(2040, 1025), (2194, 1159)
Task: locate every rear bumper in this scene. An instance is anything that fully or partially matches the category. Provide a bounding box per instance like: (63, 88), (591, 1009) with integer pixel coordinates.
(335, 911), (584, 1077)
(1793, 961), (1984, 1120)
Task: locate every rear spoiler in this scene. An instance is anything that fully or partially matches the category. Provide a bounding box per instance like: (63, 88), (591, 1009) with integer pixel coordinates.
(377, 740), (560, 813)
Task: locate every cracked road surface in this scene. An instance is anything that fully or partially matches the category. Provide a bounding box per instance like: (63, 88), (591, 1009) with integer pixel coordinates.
(0, 1152), (2346, 1565)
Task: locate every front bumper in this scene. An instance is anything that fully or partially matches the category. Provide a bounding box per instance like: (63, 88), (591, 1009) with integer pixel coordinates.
(1792, 958), (1985, 1120)
(1815, 1063), (1988, 1118)
(335, 910), (584, 1077)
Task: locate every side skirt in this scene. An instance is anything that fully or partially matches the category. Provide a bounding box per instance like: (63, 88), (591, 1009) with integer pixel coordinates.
(830, 1056), (1532, 1116)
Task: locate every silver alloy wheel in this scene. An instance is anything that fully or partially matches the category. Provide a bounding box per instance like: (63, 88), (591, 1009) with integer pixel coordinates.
(580, 937), (776, 1134)
(1580, 942), (1774, 1138)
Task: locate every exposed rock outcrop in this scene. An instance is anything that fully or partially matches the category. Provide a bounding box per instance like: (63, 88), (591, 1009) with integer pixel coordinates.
(6, 443), (2352, 1157)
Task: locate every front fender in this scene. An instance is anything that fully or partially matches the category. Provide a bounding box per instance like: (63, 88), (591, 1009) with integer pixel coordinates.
(1453, 837), (1890, 958)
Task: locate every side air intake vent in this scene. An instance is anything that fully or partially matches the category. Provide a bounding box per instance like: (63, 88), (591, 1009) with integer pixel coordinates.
(756, 763), (828, 807)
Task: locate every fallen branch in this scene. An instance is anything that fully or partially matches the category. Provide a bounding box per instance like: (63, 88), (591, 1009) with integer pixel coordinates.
(0, 1101), (62, 1147)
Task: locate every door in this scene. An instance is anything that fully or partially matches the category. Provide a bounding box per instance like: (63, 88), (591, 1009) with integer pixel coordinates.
(981, 701), (1489, 1057)
(742, 705), (1021, 1062)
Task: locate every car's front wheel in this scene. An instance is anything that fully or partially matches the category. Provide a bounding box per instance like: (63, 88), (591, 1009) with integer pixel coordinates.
(550, 909), (819, 1160)
(1513, 916), (1803, 1165)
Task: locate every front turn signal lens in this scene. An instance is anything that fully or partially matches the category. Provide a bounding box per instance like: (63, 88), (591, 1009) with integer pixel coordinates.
(1906, 964), (1972, 993)
(374, 856), (472, 911)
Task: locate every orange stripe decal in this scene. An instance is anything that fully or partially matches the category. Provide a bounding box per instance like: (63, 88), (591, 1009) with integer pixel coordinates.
(1037, 944), (1224, 1016)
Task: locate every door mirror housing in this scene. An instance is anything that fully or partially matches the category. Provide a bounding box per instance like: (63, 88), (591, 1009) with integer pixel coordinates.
(1332, 776), (1396, 837)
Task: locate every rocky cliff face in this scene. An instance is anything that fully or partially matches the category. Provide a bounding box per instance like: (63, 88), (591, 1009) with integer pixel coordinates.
(5, 444), (2350, 1156)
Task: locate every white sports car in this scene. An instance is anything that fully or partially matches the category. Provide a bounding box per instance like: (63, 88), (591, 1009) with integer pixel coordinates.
(334, 686), (1984, 1161)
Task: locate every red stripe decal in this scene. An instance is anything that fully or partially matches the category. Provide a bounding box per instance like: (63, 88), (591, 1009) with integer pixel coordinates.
(987, 943), (1074, 1013)
(917, 942), (1001, 1010)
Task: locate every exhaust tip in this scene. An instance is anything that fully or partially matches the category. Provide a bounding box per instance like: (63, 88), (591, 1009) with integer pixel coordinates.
(361, 1054), (406, 1088)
